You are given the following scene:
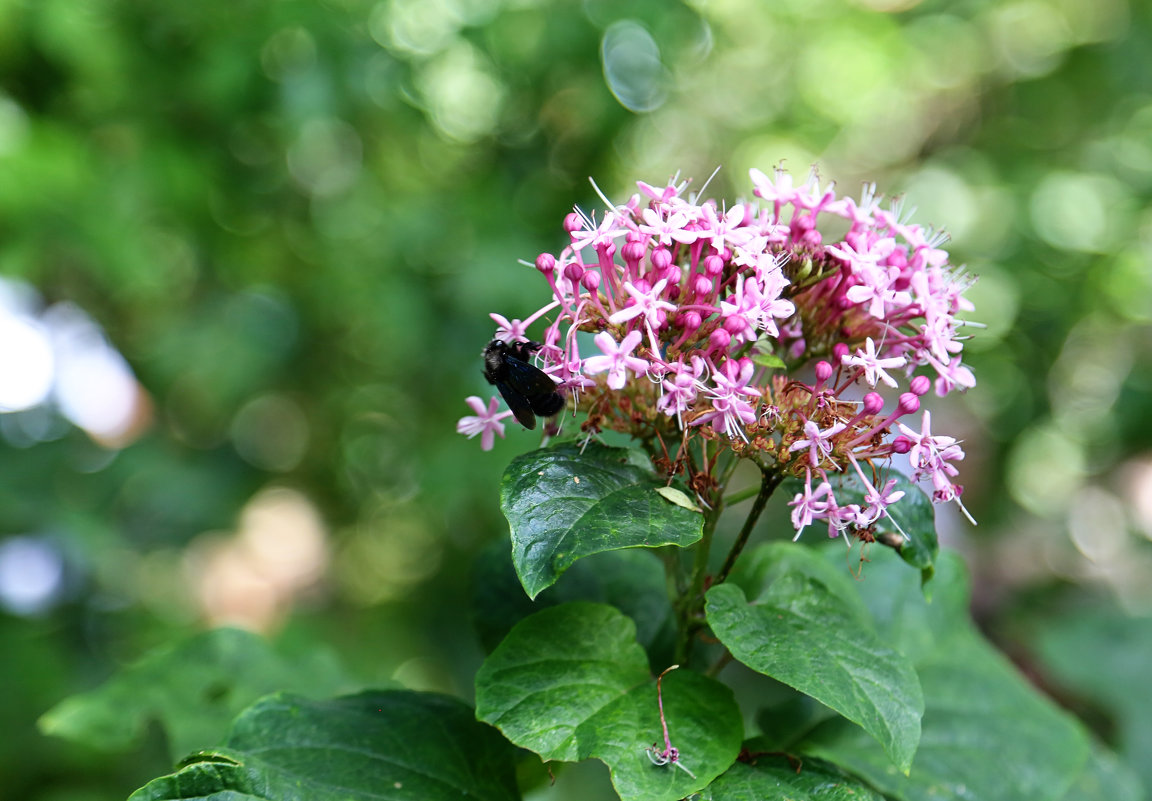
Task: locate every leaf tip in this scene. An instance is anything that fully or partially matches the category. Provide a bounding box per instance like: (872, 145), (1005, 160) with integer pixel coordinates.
(654, 486), (702, 512)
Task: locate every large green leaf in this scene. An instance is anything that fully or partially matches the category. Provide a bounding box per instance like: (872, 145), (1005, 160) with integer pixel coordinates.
(706, 547), (923, 773)
(39, 628), (352, 758)
(471, 541), (673, 654)
(474, 602), (742, 801)
(703, 757), (885, 800)
(500, 442), (703, 598)
(801, 548), (1091, 801)
(1058, 740), (1145, 801)
(128, 691), (519, 801)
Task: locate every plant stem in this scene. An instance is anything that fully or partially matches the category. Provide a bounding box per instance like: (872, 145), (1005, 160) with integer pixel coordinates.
(715, 468), (783, 586)
(674, 492), (724, 664)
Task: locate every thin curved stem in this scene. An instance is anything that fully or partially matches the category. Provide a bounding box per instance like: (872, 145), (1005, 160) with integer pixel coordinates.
(715, 468), (783, 586)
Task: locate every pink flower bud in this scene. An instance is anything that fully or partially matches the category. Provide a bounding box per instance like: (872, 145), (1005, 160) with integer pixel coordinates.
(622, 240), (646, 265)
(651, 247), (672, 271)
(536, 253), (557, 274)
(678, 310), (702, 332)
(704, 254), (725, 276)
(891, 436), (911, 454)
(815, 361), (833, 383)
(563, 213), (581, 232)
(582, 270), (601, 291)
(564, 261), (584, 283)
(910, 375), (931, 396)
(832, 342), (850, 365)
(693, 275), (713, 296)
(862, 392), (885, 415)
(898, 393), (920, 415)
(709, 328), (732, 351)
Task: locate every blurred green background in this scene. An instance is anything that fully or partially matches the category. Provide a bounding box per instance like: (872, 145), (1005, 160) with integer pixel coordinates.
(2, 0), (1152, 798)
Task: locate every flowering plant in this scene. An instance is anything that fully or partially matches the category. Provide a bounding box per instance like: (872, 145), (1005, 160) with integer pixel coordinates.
(111, 169), (1115, 801)
(460, 166), (977, 541)
(453, 167), (1035, 801)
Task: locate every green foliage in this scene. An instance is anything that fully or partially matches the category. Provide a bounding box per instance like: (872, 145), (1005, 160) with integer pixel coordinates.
(128, 692), (520, 801)
(800, 551), (1092, 801)
(501, 442), (703, 598)
(39, 628), (353, 759)
(1033, 607), (1152, 795)
(704, 758), (884, 801)
(707, 545), (924, 773)
(475, 603), (742, 801)
(6, 0), (1152, 798)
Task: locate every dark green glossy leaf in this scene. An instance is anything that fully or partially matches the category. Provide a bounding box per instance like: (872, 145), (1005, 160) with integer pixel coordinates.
(128, 691), (519, 801)
(704, 757), (885, 800)
(475, 602), (742, 801)
(39, 628), (351, 759)
(706, 555), (923, 773)
(501, 442), (703, 598)
(801, 548), (1090, 801)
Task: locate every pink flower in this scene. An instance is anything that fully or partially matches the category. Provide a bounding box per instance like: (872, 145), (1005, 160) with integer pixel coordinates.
(456, 396), (511, 450)
(841, 337), (907, 389)
(609, 279), (677, 330)
(583, 330), (648, 390)
(788, 418), (848, 468)
(789, 469), (832, 539)
(693, 358), (759, 440)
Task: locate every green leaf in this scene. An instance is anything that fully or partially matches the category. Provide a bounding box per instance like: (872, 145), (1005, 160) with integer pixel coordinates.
(128, 691), (520, 801)
(654, 485), (702, 512)
(501, 442), (703, 598)
(706, 545), (923, 774)
(39, 628), (352, 759)
(1058, 740), (1145, 801)
(704, 757), (885, 800)
(471, 541), (673, 654)
(750, 352), (786, 370)
(800, 548), (1091, 801)
(475, 602), (742, 801)
(1033, 606), (1152, 795)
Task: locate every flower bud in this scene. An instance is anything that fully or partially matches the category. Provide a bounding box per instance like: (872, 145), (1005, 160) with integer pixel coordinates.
(709, 328), (732, 351)
(622, 240), (647, 266)
(891, 436), (911, 454)
(910, 375), (931, 396)
(536, 252), (557, 274)
(724, 315), (747, 335)
(832, 342), (850, 365)
(693, 275), (713, 296)
(862, 392), (885, 415)
(651, 247), (672, 271)
(563, 213), (582, 233)
(704, 254), (725, 276)
(815, 361), (833, 383)
(897, 393), (920, 415)
(582, 270), (601, 291)
(563, 261), (584, 284)
(678, 311), (702, 333)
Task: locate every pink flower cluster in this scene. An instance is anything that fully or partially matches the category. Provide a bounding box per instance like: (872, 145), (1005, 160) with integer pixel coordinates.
(458, 167), (978, 536)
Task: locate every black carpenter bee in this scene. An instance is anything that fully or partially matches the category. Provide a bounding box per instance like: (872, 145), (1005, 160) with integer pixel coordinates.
(483, 339), (565, 430)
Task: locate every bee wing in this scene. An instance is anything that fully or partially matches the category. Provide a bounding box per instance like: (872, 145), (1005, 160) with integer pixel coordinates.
(495, 381), (538, 430)
(503, 355), (560, 397)
(529, 390), (565, 417)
